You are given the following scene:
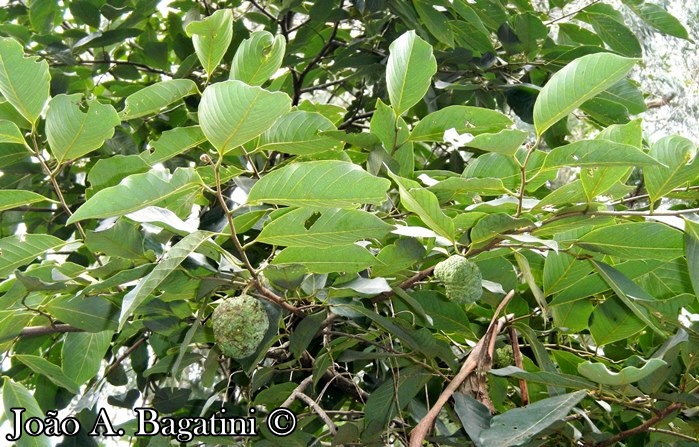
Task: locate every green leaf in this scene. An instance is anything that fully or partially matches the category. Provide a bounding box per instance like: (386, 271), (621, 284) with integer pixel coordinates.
(0, 190), (52, 212)
(490, 366), (597, 390)
(141, 126), (207, 165)
(533, 53), (637, 136)
(85, 219), (147, 260)
(590, 296), (646, 345)
(199, 80), (291, 154)
(69, 1), (101, 28)
(0, 234), (65, 278)
(362, 365), (432, 440)
(386, 30), (437, 115)
(479, 391), (587, 447)
(593, 260), (666, 336)
(119, 230), (215, 329)
(623, 1), (689, 39)
(247, 161), (390, 208)
(67, 168), (202, 223)
(288, 312), (326, 359)
(454, 393), (491, 447)
(120, 79), (199, 119)
(466, 129), (528, 156)
(46, 295), (118, 332)
(389, 172), (455, 241)
(0, 119), (26, 145)
(410, 106), (512, 142)
(2, 377), (51, 447)
(413, 0), (454, 46)
(62, 331), (112, 384)
(185, 9), (233, 76)
(578, 222), (683, 261)
(29, 0), (58, 34)
(685, 219), (699, 297)
(46, 94), (120, 164)
(578, 358), (667, 386)
(428, 177), (509, 202)
(544, 139), (660, 169)
(644, 136), (697, 205)
(0, 37), (50, 127)
(14, 355), (80, 394)
(87, 154), (151, 196)
(229, 30), (286, 86)
(272, 245), (376, 274)
(257, 208), (392, 247)
(578, 12), (642, 57)
(256, 111), (339, 155)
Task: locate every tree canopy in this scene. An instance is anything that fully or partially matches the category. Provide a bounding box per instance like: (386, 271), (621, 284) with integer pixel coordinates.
(0, 0), (698, 446)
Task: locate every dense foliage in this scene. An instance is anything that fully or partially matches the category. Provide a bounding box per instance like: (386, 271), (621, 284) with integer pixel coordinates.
(0, 0), (698, 446)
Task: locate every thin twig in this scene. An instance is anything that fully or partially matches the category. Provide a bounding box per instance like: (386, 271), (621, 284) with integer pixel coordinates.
(208, 156), (303, 317)
(104, 337), (148, 378)
(508, 326), (529, 405)
(546, 0), (601, 25)
(592, 402), (682, 447)
(409, 290), (516, 447)
(19, 324), (83, 337)
(281, 376), (338, 434)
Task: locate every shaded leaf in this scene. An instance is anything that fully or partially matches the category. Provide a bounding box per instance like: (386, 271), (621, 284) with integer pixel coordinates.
(62, 331), (112, 384)
(578, 222), (683, 261)
(2, 378), (50, 447)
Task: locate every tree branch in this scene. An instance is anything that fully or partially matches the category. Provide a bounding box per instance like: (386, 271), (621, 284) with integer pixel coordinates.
(19, 324), (83, 338)
(409, 290), (516, 447)
(591, 402), (682, 447)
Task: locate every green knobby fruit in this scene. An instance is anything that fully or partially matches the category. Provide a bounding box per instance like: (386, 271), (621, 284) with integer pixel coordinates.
(494, 345), (514, 368)
(212, 295), (269, 359)
(433, 255), (483, 304)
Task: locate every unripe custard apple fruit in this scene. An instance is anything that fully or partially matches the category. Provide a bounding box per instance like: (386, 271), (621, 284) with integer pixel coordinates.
(433, 255), (483, 304)
(212, 295), (269, 359)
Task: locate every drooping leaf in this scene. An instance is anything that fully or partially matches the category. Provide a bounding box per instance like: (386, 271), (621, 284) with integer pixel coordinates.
(578, 222), (683, 261)
(272, 245), (376, 274)
(257, 208), (392, 247)
(478, 391), (587, 446)
(185, 9), (233, 76)
(247, 161), (390, 208)
(14, 355), (80, 394)
(386, 30), (437, 115)
(593, 260), (667, 336)
(46, 94), (120, 164)
(67, 168), (202, 223)
(62, 331), (113, 384)
(644, 136), (697, 205)
(623, 1), (689, 39)
(0, 37), (50, 127)
(590, 295), (647, 346)
(120, 79), (199, 119)
(577, 11), (642, 57)
(454, 393), (491, 447)
(0, 234), (65, 278)
(198, 80), (291, 154)
(2, 377), (51, 447)
(255, 111), (339, 155)
(229, 30), (286, 86)
(533, 53), (637, 136)
(578, 358), (667, 386)
(119, 230), (215, 328)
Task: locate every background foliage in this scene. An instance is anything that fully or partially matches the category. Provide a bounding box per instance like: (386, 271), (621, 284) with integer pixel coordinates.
(0, 0), (698, 446)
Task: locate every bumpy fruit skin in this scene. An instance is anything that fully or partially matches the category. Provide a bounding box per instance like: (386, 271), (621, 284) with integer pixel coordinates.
(494, 345), (514, 368)
(212, 295), (269, 359)
(433, 255), (483, 304)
